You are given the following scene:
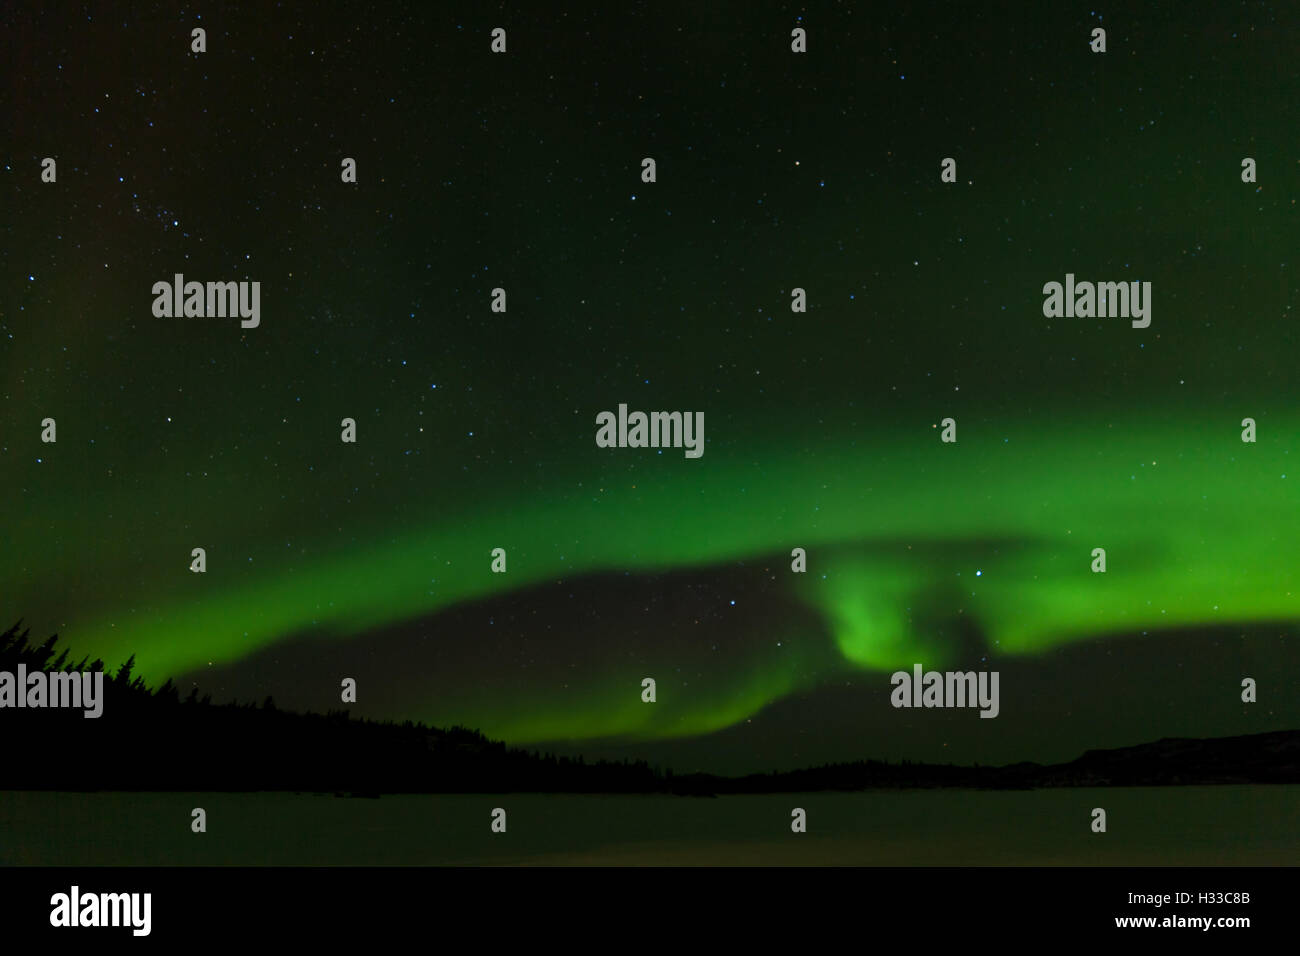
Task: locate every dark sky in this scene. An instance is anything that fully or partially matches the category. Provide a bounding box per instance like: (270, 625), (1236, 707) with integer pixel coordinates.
(4, 1), (1298, 773)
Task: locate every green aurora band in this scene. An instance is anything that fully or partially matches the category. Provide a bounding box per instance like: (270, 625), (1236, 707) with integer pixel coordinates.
(6, 402), (1295, 744)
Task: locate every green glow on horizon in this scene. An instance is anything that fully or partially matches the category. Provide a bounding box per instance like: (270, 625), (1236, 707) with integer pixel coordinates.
(6, 404), (1298, 744)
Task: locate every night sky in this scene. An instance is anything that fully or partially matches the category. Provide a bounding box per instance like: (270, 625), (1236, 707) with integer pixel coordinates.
(4, 2), (1298, 775)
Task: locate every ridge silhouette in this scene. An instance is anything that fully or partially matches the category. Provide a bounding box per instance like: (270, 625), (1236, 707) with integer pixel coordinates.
(2, 622), (1296, 794)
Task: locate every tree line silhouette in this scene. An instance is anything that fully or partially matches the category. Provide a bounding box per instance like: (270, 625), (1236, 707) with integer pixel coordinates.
(0, 621), (665, 794)
(3, 621), (1296, 794)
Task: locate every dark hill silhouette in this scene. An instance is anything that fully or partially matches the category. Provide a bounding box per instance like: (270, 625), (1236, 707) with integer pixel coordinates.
(685, 729), (1300, 794)
(0, 621), (661, 794)
(2, 622), (1296, 794)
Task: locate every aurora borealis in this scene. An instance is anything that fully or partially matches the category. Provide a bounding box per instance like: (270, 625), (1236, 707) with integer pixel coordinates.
(4, 2), (1298, 773)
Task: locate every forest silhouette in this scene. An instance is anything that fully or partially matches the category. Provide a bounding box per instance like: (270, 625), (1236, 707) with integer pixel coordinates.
(2, 621), (1296, 794)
